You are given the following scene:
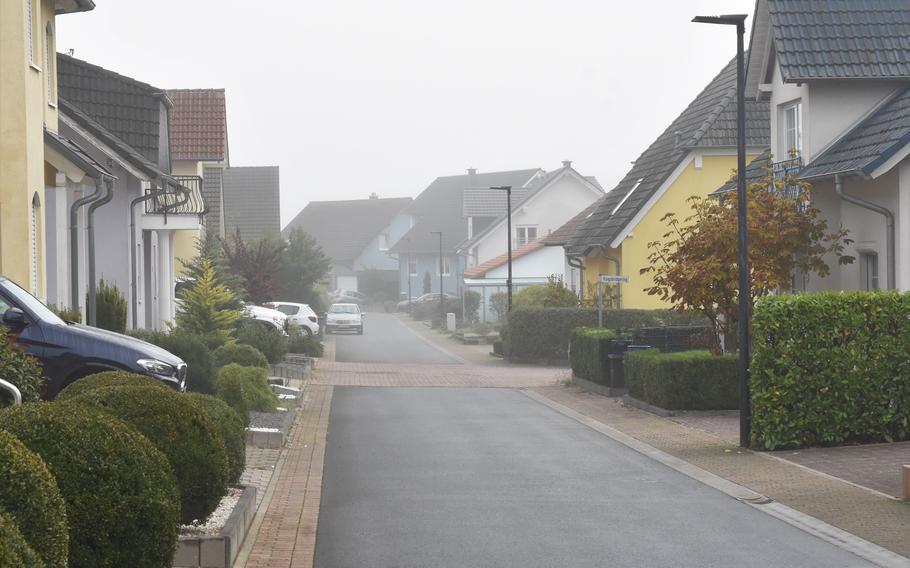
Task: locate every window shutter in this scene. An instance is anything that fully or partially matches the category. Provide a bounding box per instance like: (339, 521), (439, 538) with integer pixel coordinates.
(26, 0), (34, 63)
(45, 24), (53, 103)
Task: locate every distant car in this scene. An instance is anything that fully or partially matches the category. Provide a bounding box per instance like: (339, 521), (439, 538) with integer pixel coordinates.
(265, 301), (319, 336)
(243, 304), (288, 335)
(0, 275), (186, 399)
(413, 293), (458, 305)
(330, 289), (366, 305)
(325, 303), (363, 335)
(396, 296), (419, 312)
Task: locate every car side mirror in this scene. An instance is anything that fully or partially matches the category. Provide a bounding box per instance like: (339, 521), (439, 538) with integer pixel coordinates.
(2, 307), (27, 330)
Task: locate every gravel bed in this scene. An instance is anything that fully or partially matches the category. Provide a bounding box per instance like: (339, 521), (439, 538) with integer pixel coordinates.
(180, 487), (243, 535)
(273, 385), (301, 396)
(249, 409), (295, 432)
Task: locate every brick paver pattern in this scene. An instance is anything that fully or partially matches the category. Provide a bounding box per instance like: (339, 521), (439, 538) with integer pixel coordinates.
(315, 361), (567, 388)
(240, 447), (281, 510)
(531, 385), (910, 557)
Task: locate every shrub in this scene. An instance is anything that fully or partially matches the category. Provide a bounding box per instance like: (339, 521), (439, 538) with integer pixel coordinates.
(569, 327), (620, 383)
(47, 304), (81, 323)
(92, 279), (127, 333)
(624, 349), (739, 410)
(502, 307), (703, 363)
(213, 342), (268, 369)
(215, 363), (278, 418)
(410, 298), (462, 323)
(513, 277), (578, 309)
(751, 291), (910, 449)
(175, 259), (242, 343)
(0, 429), (68, 568)
(0, 511), (46, 568)
(236, 320), (287, 364)
(68, 385), (229, 524)
(0, 336), (45, 405)
(463, 290), (481, 323)
(186, 393), (246, 485)
(127, 330), (216, 393)
(287, 334), (324, 357)
(56, 370), (168, 401)
(0, 403), (179, 568)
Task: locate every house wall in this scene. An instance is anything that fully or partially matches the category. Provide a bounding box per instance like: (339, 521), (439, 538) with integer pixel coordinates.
(354, 214), (411, 272)
(171, 159), (204, 277)
(399, 253), (465, 298)
(473, 173), (601, 265)
(484, 246), (566, 279)
(899, 160), (910, 291)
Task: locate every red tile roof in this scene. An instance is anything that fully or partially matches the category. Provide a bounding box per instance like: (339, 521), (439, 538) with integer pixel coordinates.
(167, 89), (227, 162)
(463, 239), (545, 279)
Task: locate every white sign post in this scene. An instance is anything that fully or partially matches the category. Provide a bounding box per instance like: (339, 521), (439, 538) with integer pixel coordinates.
(597, 275), (629, 327)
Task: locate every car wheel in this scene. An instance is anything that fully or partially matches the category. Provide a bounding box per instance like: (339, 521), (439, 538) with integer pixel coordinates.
(301, 326), (312, 337)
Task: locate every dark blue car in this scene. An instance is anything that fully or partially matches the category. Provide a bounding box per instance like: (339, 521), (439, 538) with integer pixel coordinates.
(1, 276), (186, 399)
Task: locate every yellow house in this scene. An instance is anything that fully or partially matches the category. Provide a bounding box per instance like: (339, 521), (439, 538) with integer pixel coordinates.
(562, 56), (768, 309)
(0, 0), (95, 298)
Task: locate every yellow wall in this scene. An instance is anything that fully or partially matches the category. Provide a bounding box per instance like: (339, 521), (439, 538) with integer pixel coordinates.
(171, 160), (203, 276)
(0, 0), (59, 298)
(582, 153), (758, 309)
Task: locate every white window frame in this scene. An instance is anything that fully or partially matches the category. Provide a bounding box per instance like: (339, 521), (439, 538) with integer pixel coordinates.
(439, 256), (451, 277)
(860, 251), (880, 291)
(378, 233), (389, 251)
(781, 101), (802, 157)
(515, 225), (538, 247)
(408, 258), (417, 276)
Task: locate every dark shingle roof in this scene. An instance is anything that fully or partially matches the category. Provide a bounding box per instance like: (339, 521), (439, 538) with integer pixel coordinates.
(57, 54), (171, 166)
(222, 167), (281, 242)
(712, 150), (772, 194)
(566, 56), (770, 256)
(167, 89), (228, 162)
(768, 0), (910, 81)
(282, 197), (412, 262)
(541, 199), (601, 246)
(44, 127), (115, 179)
(800, 86), (910, 179)
(390, 169), (541, 254)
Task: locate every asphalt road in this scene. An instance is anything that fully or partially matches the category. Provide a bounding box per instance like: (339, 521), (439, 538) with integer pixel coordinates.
(333, 312), (461, 365)
(316, 387), (875, 568)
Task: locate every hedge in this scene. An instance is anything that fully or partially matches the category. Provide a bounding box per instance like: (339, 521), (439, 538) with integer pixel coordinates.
(569, 328), (620, 383)
(215, 363), (278, 419)
(0, 403), (179, 568)
(129, 330), (216, 394)
(0, 429), (68, 568)
(0, 336), (46, 405)
(751, 292), (910, 450)
(236, 321), (287, 364)
(56, 370), (168, 401)
(625, 349), (739, 411)
(69, 385), (229, 524)
(502, 308), (703, 363)
(0, 511), (46, 568)
(213, 342), (268, 369)
(186, 393), (247, 484)
(287, 334), (324, 357)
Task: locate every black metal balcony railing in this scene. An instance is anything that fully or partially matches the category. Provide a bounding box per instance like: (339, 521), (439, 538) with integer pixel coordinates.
(144, 175), (208, 217)
(770, 156), (804, 200)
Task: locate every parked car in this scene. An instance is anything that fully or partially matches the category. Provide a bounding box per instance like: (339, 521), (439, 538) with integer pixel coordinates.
(413, 292), (459, 305)
(329, 289), (366, 305)
(396, 296), (419, 312)
(265, 301), (320, 336)
(0, 276), (187, 399)
(325, 303), (363, 334)
(243, 303), (288, 334)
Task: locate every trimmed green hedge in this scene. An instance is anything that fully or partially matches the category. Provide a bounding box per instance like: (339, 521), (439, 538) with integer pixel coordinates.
(0, 511), (46, 568)
(751, 292), (910, 449)
(69, 385), (229, 524)
(287, 334), (324, 357)
(0, 429), (68, 568)
(56, 370), (168, 401)
(0, 336), (46, 405)
(213, 343), (268, 369)
(0, 403), (179, 568)
(625, 349), (739, 410)
(236, 321), (287, 364)
(502, 308), (703, 363)
(569, 328), (620, 383)
(187, 393), (247, 484)
(215, 364), (278, 419)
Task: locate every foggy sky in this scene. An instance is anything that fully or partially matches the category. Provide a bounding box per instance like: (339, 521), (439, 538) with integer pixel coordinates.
(56, 0), (755, 227)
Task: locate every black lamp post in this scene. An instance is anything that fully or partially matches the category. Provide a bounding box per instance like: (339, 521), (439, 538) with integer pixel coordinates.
(693, 13), (750, 448)
(489, 186), (513, 312)
(430, 231), (444, 323)
(405, 237), (412, 311)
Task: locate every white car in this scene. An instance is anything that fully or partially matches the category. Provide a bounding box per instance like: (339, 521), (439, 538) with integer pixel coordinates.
(243, 304), (288, 335)
(266, 301), (320, 336)
(325, 303), (363, 335)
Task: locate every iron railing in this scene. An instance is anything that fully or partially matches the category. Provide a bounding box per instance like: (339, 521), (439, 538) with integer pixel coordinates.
(144, 175), (207, 216)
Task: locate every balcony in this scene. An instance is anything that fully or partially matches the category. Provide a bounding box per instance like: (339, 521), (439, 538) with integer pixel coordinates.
(144, 175), (207, 217)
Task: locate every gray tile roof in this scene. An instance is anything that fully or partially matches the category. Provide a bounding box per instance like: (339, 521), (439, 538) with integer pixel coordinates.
(281, 197), (412, 262)
(566, 56), (770, 256)
(222, 167), (281, 242)
(57, 54), (171, 166)
(800, 86), (910, 179)
(712, 150), (772, 194)
(768, 0), (910, 81)
(44, 127), (115, 180)
(390, 169), (541, 254)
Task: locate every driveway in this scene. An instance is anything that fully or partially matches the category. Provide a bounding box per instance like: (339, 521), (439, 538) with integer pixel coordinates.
(315, 387), (877, 568)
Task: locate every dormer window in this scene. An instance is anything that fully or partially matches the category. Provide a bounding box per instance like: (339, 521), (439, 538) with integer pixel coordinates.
(378, 233), (389, 251)
(782, 101), (802, 157)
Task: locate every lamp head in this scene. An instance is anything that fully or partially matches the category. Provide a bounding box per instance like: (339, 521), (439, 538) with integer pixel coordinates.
(692, 14), (747, 26)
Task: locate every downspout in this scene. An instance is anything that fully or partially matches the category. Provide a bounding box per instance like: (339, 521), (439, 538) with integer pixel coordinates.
(835, 174), (896, 290)
(129, 178), (168, 329)
(567, 255), (584, 300)
(70, 178), (103, 312)
(86, 177), (114, 326)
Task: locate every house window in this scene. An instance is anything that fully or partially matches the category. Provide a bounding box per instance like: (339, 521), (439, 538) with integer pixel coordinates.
(438, 256), (451, 276)
(26, 0), (36, 64)
(860, 252), (880, 291)
(781, 101), (802, 156)
(45, 23), (55, 104)
(408, 258), (417, 276)
(515, 226), (537, 247)
(30, 192), (41, 295)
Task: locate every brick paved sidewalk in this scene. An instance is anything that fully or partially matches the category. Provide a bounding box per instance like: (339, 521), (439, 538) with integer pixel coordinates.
(531, 385), (910, 557)
(315, 360), (567, 388)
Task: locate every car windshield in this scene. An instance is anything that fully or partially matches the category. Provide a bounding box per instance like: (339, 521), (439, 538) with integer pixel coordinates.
(330, 305), (359, 314)
(1, 278), (65, 325)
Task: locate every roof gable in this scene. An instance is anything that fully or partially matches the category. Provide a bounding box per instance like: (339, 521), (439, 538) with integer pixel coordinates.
(167, 89), (228, 162)
(541, 199), (601, 246)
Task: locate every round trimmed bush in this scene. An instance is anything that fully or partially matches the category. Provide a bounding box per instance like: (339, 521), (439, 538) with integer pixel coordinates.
(0, 403), (179, 568)
(69, 385), (229, 523)
(186, 393), (247, 484)
(236, 320), (287, 364)
(56, 370), (168, 401)
(0, 429), (68, 568)
(213, 342), (268, 369)
(126, 330), (217, 393)
(0, 336), (46, 404)
(215, 363), (278, 419)
(0, 511), (45, 568)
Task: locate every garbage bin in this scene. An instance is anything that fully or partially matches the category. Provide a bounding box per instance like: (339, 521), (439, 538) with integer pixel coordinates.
(605, 341), (650, 388)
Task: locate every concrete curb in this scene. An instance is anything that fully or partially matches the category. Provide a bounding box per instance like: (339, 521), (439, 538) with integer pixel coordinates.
(571, 374), (626, 398)
(521, 388), (910, 568)
(173, 485), (258, 568)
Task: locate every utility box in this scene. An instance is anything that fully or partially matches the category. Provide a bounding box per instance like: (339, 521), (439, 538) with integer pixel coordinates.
(446, 313), (456, 332)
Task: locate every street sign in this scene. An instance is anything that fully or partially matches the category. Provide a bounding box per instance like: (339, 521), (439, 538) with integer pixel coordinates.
(599, 275), (629, 284)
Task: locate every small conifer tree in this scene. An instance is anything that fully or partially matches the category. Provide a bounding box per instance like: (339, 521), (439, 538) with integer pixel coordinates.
(175, 259), (242, 342)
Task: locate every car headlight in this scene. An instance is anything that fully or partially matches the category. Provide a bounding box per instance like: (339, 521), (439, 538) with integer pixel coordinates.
(137, 358), (174, 376)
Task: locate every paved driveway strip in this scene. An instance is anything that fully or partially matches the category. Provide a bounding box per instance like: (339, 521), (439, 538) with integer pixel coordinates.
(316, 387), (878, 568)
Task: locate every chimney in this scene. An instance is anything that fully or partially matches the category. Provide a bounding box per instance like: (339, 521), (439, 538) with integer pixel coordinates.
(562, 160), (572, 168)
(369, 192), (378, 199)
(467, 168), (477, 176)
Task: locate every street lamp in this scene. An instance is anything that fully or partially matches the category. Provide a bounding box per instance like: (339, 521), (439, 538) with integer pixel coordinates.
(693, 13), (751, 448)
(430, 231), (444, 323)
(489, 186), (513, 312)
